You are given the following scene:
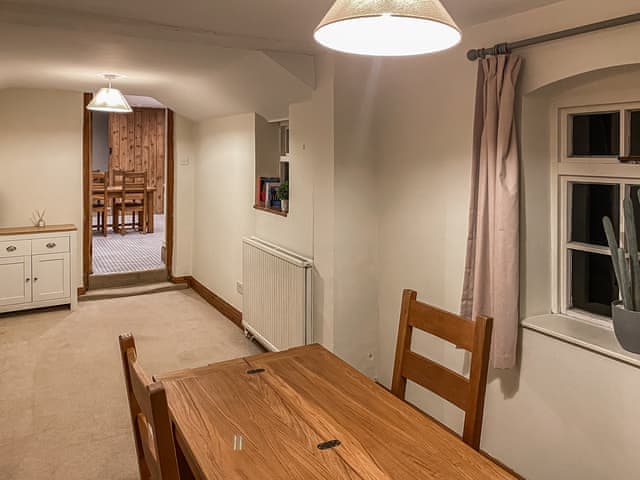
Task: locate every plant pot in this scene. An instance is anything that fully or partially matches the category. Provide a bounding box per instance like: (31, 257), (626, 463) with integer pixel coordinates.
(281, 199), (289, 212)
(612, 301), (640, 354)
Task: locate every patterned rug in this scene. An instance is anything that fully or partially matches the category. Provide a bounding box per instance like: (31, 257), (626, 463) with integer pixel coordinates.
(92, 215), (165, 274)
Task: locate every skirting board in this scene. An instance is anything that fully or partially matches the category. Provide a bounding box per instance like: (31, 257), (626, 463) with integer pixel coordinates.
(171, 276), (242, 328)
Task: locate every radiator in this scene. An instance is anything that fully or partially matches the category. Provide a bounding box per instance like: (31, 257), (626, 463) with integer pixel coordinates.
(242, 237), (313, 352)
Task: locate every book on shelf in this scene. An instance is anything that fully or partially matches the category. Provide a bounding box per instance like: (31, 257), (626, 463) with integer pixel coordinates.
(256, 176), (281, 208)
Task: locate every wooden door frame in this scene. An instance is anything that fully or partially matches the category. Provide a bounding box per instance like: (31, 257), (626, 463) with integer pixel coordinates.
(82, 93), (92, 291)
(81, 96), (176, 290)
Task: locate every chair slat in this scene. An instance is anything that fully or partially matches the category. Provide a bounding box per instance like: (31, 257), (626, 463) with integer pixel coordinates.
(401, 351), (469, 410)
(409, 300), (475, 351)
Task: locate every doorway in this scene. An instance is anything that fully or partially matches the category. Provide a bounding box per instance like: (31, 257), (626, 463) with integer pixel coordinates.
(82, 93), (175, 290)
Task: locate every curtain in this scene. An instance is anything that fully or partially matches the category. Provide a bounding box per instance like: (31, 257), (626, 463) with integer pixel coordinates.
(460, 54), (523, 370)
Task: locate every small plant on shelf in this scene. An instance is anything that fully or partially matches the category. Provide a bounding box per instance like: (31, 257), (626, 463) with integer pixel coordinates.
(603, 192), (640, 354)
(277, 181), (289, 213)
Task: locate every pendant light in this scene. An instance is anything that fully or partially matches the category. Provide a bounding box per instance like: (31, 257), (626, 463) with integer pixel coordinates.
(87, 74), (132, 113)
(314, 0), (461, 56)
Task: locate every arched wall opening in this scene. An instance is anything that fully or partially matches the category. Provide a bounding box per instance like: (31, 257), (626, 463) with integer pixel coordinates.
(521, 62), (640, 319)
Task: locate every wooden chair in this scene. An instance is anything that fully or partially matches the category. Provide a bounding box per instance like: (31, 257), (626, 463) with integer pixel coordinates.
(119, 333), (180, 480)
(91, 171), (109, 236)
(391, 289), (493, 451)
(115, 171), (147, 235)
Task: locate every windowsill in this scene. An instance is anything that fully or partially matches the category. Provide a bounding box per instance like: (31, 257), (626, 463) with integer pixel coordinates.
(522, 314), (640, 369)
(253, 205), (288, 217)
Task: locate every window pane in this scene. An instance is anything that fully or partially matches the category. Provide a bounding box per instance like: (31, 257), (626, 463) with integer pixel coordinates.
(631, 111), (640, 157)
(629, 185), (640, 243)
(571, 112), (620, 156)
(571, 183), (619, 246)
(570, 250), (617, 318)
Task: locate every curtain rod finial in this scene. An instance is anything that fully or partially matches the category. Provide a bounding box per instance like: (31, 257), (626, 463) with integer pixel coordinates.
(467, 49), (480, 61)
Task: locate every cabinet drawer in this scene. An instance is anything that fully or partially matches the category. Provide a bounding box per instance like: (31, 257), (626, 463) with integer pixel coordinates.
(32, 237), (69, 255)
(0, 239), (31, 258)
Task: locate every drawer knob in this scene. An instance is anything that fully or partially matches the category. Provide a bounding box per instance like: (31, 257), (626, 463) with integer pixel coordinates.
(25, 278), (30, 283)
(6, 245), (16, 252)
(34, 277), (38, 282)
(46, 242), (57, 249)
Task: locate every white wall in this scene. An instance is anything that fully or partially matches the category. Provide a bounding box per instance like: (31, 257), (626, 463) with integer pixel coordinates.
(309, 54), (336, 349)
(362, 0), (640, 478)
(0, 88), (83, 289)
(332, 56), (381, 377)
(189, 56), (337, 352)
(192, 113), (256, 310)
(91, 111), (109, 172)
(254, 102), (315, 259)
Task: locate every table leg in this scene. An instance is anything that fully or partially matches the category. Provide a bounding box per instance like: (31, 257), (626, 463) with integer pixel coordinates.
(111, 196), (118, 233)
(147, 191), (155, 233)
(174, 425), (196, 480)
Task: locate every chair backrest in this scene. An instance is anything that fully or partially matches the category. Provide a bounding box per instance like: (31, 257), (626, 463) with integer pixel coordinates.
(123, 172), (147, 199)
(391, 289), (493, 450)
(91, 172), (109, 206)
(118, 334), (180, 480)
(92, 171), (106, 185)
(112, 169), (125, 187)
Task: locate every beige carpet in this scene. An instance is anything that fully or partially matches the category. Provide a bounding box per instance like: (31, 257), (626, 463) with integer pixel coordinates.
(0, 289), (262, 479)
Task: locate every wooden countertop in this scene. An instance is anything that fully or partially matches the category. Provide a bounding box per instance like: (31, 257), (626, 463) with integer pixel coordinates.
(0, 224), (77, 236)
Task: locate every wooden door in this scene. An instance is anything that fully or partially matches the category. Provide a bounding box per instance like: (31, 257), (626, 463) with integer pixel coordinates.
(109, 108), (166, 214)
(0, 256), (32, 306)
(32, 253), (70, 302)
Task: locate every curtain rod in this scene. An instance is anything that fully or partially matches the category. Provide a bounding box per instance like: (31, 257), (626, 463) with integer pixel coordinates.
(466, 12), (640, 61)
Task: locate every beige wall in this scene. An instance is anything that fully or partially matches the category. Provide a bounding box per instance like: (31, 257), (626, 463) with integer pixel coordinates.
(172, 114), (196, 277)
(0, 88), (83, 289)
(254, 114), (280, 180)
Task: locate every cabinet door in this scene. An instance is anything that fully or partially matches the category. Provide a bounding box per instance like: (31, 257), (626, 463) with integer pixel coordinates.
(0, 256), (32, 306)
(32, 253), (70, 303)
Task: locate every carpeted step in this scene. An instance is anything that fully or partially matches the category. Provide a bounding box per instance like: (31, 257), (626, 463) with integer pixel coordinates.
(88, 268), (168, 290)
(79, 281), (188, 301)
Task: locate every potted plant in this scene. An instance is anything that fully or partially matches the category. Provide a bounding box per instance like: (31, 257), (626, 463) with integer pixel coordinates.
(603, 193), (640, 354)
(277, 181), (289, 213)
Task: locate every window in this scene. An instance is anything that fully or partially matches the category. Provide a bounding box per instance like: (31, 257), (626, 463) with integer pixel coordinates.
(630, 111), (640, 157)
(570, 112), (620, 157)
(558, 102), (640, 325)
(565, 181), (620, 319)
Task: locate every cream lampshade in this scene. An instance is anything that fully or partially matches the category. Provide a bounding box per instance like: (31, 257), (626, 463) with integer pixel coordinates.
(314, 0), (461, 56)
(87, 74), (132, 113)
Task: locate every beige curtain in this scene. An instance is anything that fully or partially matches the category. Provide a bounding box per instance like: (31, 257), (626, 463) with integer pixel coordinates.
(461, 54), (523, 369)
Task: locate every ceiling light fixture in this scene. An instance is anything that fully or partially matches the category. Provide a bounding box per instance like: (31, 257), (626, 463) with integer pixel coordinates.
(314, 0), (461, 56)
(86, 74), (132, 113)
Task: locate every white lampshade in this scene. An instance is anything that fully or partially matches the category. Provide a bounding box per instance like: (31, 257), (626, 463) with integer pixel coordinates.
(87, 87), (132, 113)
(314, 0), (461, 56)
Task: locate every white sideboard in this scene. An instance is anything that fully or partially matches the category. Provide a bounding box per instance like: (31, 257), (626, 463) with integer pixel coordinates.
(0, 225), (77, 314)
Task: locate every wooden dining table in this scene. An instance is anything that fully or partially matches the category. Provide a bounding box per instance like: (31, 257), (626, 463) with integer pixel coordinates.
(91, 185), (156, 233)
(160, 344), (516, 479)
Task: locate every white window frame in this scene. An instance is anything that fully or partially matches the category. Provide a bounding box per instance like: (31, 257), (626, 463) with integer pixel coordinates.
(554, 101), (640, 328)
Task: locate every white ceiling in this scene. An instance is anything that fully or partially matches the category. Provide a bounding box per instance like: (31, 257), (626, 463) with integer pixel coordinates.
(0, 0), (565, 119)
